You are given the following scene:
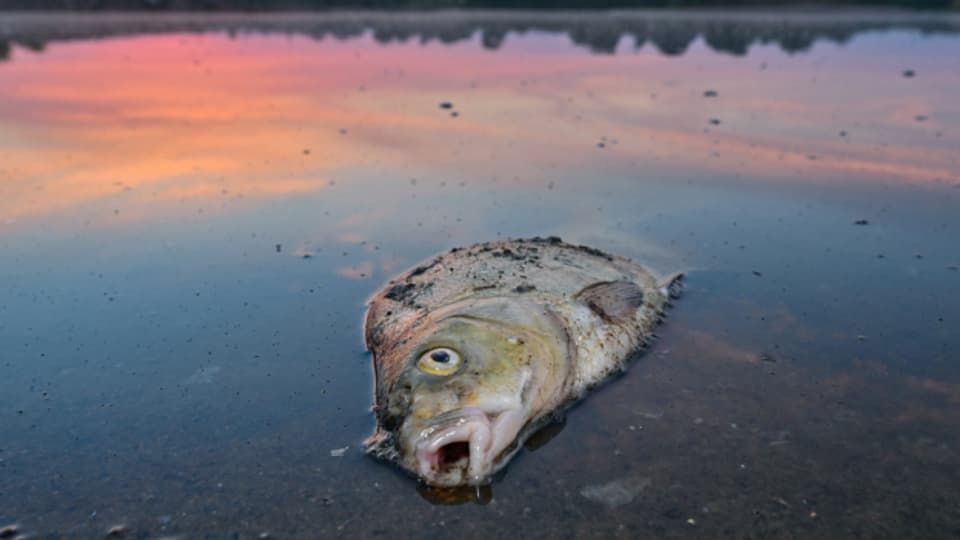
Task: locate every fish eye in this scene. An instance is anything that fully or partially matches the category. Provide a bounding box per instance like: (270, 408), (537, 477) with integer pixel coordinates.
(417, 347), (463, 376)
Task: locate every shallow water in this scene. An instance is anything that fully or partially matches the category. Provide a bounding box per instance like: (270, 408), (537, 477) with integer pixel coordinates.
(1, 10), (959, 538)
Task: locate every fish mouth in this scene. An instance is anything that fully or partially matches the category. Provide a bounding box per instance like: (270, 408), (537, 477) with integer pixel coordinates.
(413, 406), (524, 486)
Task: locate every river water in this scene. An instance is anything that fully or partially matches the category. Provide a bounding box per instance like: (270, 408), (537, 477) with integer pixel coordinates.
(1, 10), (959, 538)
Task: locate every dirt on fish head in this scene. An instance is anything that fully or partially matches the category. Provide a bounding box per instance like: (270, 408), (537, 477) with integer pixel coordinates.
(366, 297), (573, 486)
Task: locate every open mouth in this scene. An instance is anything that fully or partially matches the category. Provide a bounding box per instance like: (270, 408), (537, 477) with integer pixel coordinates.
(414, 406), (495, 485)
(409, 402), (530, 487)
(438, 441), (471, 467)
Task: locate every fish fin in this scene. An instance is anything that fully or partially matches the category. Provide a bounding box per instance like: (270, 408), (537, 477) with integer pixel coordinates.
(659, 272), (684, 300)
(574, 280), (645, 322)
(363, 429), (399, 463)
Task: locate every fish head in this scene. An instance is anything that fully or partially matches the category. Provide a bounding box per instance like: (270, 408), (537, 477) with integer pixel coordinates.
(370, 298), (571, 486)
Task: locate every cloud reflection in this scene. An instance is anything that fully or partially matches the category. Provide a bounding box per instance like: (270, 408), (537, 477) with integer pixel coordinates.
(0, 18), (958, 231)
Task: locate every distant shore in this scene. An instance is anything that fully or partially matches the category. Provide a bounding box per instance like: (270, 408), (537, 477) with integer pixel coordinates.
(1, 0), (957, 12)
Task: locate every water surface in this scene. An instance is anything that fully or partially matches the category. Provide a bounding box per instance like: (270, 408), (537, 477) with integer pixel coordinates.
(1, 10), (959, 538)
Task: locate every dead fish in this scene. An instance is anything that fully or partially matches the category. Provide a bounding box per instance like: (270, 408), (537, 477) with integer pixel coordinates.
(363, 236), (681, 487)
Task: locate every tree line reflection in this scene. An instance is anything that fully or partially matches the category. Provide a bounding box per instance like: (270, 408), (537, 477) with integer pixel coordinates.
(1, 11), (958, 60)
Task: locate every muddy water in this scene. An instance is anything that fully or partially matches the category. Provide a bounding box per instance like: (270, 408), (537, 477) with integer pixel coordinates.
(1, 11), (958, 539)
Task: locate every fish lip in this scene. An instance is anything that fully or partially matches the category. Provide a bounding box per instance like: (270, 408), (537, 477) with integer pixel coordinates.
(414, 406), (496, 485)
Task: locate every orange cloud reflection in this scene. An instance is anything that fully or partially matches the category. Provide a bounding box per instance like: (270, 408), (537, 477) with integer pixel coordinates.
(0, 30), (957, 231)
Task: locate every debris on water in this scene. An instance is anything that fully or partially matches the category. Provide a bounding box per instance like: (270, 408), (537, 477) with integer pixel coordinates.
(914, 115), (928, 122)
(708, 118), (721, 125)
(339, 128), (348, 135)
(330, 446), (349, 457)
(947, 265), (958, 271)
(752, 271), (763, 277)
(258, 532), (272, 539)
(703, 89), (718, 97)
(903, 69), (915, 78)
(854, 219), (869, 225)
(302, 148), (311, 155)
(106, 524), (126, 537)
(0, 524), (19, 538)
(184, 365), (222, 385)
(759, 353), (776, 363)
(857, 335), (867, 341)
(439, 102), (453, 109)
(686, 518), (697, 525)
(839, 130), (847, 137)
(771, 496), (792, 509)
(580, 476), (652, 508)
(275, 243), (282, 253)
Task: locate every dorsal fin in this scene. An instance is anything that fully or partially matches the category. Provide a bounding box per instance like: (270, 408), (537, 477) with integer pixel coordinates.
(574, 280), (645, 322)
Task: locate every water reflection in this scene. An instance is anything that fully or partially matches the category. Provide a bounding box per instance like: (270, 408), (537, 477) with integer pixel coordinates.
(1, 12), (958, 233)
(417, 483), (495, 505)
(1, 10), (959, 539)
(2, 11), (959, 58)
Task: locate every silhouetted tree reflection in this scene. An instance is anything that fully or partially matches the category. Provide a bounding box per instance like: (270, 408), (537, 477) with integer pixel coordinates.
(0, 11), (957, 61)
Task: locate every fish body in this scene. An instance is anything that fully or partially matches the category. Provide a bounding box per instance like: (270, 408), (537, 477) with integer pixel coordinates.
(364, 237), (680, 487)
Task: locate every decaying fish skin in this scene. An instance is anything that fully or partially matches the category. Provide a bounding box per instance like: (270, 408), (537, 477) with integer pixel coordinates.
(363, 236), (681, 487)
